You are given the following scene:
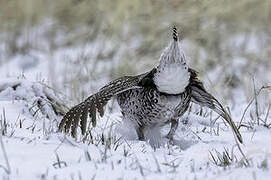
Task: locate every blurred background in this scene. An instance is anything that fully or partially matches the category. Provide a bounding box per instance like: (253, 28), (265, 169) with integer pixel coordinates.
(0, 0), (270, 112)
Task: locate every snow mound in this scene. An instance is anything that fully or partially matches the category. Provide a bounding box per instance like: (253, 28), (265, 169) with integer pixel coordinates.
(0, 78), (67, 137)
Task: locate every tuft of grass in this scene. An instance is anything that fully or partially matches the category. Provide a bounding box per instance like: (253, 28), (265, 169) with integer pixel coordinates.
(238, 85), (271, 129)
(210, 148), (236, 167)
(209, 146), (249, 168)
(258, 158), (268, 170)
(52, 153), (67, 169)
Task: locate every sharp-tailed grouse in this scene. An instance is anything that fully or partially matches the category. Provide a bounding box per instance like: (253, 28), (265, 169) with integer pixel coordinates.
(58, 26), (243, 144)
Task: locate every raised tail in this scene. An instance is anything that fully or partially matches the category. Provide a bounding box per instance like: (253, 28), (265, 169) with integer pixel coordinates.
(172, 26), (178, 41)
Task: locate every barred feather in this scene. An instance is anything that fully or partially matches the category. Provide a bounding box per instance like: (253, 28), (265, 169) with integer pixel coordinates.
(58, 70), (155, 137)
(172, 26), (178, 41)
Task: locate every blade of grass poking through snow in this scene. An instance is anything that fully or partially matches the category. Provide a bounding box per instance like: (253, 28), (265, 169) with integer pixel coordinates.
(252, 77), (260, 126)
(0, 108), (7, 136)
(238, 85), (271, 129)
(0, 128), (11, 174)
(264, 104), (271, 125)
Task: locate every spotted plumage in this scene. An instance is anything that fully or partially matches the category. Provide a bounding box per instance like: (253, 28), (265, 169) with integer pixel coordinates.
(58, 27), (243, 144)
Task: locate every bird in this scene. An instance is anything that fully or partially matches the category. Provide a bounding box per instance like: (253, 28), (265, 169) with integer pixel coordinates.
(58, 26), (243, 144)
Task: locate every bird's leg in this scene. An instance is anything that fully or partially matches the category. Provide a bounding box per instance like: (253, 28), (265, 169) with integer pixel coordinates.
(166, 118), (178, 143)
(136, 126), (145, 141)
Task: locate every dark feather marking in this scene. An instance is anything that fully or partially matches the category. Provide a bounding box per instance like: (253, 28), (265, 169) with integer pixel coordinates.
(71, 106), (82, 137)
(172, 26), (178, 41)
(79, 104), (88, 135)
(90, 104), (97, 127)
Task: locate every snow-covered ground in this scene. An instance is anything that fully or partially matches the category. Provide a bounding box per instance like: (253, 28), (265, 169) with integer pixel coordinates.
(0, 28), (271, 180)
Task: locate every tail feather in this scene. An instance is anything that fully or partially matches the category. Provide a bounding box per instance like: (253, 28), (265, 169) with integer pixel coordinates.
(172, 26), (178, 41)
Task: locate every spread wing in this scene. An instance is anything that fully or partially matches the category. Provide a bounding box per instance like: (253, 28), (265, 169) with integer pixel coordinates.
(58, 69), (156, 137)
(188, 68), (243, 143)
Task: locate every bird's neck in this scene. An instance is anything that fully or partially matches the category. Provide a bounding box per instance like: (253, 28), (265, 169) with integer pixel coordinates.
(153, 63), (190, 95)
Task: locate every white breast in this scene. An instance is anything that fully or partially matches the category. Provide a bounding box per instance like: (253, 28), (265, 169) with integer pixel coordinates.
(154, 64), (190, 94)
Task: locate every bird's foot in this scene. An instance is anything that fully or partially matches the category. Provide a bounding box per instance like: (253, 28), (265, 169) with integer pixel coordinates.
(138, 136), (145, 141)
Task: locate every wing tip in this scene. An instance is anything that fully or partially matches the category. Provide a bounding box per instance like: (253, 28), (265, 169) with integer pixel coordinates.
(237, 134), (243, 144)
(58, 97), (102, 138)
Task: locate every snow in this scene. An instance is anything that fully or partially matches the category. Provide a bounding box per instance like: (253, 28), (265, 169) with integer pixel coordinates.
(0, 27), (271, 180)
(0, 77), (270, 180)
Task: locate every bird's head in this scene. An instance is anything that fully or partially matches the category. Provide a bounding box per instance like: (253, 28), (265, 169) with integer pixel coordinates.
(158, 26), (188, 68)
(154, 26), (190, 94)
